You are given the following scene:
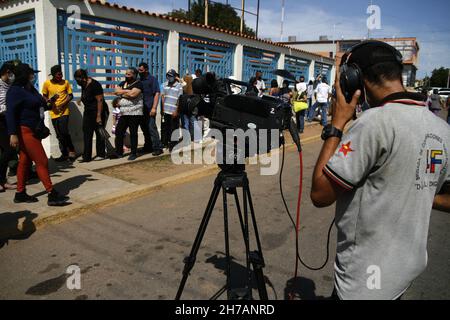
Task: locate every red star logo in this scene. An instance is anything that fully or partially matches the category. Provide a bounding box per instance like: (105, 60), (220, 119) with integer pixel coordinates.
(339, 142), (354, 157)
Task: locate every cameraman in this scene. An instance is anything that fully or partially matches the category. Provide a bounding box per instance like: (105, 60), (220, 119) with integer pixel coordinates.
(311, 41), (450, 300)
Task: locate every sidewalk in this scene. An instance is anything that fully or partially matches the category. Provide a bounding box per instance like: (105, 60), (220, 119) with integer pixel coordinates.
(0, 120), (325, 239)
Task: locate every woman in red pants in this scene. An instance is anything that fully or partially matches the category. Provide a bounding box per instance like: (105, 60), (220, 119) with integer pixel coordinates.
(6, 63), (69, 206)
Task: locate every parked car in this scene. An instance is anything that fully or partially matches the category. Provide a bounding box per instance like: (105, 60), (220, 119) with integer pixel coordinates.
(438, 88), (450, 100)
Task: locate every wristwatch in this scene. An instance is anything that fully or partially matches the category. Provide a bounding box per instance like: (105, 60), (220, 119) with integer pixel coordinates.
(321, 124), (343, 141)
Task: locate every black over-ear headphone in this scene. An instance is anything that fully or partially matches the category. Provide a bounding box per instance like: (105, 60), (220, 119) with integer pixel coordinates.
(339, 40), (403, 103)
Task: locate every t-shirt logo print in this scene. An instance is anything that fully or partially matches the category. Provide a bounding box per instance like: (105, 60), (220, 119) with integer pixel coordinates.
(339, 142), (354, 157)
(426, 150), (443, 174)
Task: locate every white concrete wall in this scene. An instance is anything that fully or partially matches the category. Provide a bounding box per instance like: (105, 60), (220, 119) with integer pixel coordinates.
(233, 44), (244, 81)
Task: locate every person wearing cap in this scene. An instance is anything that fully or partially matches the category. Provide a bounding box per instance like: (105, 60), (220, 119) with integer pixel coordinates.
(0, 61), (17, 192)
(42, 65), (76, 162)
(311, 41), (450, 300)
(6, 63), (69, 206)
(161, 69), (183, 151)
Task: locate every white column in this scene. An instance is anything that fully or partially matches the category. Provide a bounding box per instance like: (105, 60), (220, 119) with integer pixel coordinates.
(234, 44), (244, 81)
(309, 59), (315, 83)
(35, 0), (59, 155)
(277, 53), (285, 85)
(166, 30), (179, 73)
(330, 65), (336, 87)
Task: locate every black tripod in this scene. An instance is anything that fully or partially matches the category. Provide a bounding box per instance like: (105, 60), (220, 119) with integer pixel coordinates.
(175, 164), (268, 300)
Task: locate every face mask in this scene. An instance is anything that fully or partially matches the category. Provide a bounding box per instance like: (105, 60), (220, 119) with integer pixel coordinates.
(126, 77), (134, 83)
(139, 73), (146, 80)
(167, 76), (175, 83)
(7, 73), (15, 84)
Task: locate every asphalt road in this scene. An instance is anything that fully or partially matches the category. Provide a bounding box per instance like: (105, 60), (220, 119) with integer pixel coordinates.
(0, 140), (449, 300)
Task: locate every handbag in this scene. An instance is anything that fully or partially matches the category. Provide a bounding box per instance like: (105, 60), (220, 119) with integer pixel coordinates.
(293, 101), (308, 113)
(33, 119), (51, 140)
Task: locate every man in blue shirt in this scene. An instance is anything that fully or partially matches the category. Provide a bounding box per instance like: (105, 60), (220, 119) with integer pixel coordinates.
(138, 62), (163, 156)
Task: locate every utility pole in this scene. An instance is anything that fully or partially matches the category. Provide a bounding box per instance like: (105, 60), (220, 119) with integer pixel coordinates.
(256, 0), (260, 38)
(205, 0), (209, 26)
(240, 0), (245, 34)
(280, 0), (285, 42)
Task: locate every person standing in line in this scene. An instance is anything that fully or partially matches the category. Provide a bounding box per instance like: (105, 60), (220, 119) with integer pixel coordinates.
(306, 80), (315, 122)
(255, 71), (266, 97)
(269, 79), (280, 97)
(296, 76), (307, 94)
(74, 69), (110, 162)
(0, 61), (16, 192)
(114, 68), (144, 161)
(428, 89), (443, 116)
(315, 77), (331, 126)
(42, 65), (76, 162)
(6, 63), (69, 206)
(161, 69), (183, 152)
(138, 62), (164, 156)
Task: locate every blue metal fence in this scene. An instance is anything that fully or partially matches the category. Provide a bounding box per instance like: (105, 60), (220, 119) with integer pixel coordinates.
(0, 12), (38, 73)
(179, 35), (234, 79)
(243, 47), (279, 83)
(314, 62), (332, 83)
(57, 12), (166, 99)
(285, 55), (310, 82)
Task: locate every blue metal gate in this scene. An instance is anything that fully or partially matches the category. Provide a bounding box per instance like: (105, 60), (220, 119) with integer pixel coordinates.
(179, 35), (234, 79)
(0, 12), (38, 72)
(58, 12), (166, 99)
(243, 47), (279, 83)
(285, 56), (310, 82)
(314, 62), (332, 82)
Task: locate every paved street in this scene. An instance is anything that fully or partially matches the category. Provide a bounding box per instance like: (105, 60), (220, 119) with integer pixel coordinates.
(0, 140), (449, 300)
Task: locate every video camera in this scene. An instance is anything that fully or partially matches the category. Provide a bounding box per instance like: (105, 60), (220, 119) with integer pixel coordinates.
(178, 72), (301, 160)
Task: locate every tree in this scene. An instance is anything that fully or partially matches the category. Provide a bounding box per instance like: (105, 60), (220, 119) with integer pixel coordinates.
(168, 1), (256, 37)
(430, 67), (450, 87)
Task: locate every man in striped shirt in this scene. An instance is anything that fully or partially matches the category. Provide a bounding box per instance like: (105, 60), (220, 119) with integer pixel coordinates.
(0, 61), (16, 192)
(161, 69), (183, 152)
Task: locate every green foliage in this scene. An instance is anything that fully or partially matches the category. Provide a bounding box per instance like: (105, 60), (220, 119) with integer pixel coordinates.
(430, 67), (450, 87)
(168, 1), (256, 36)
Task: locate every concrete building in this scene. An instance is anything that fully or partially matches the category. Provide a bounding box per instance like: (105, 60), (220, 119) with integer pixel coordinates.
(0, 0), (334, 156)
(280, 37), (419, 88)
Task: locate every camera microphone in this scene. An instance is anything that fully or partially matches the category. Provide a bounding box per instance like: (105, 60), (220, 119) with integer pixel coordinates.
(289, 119), (302, 153)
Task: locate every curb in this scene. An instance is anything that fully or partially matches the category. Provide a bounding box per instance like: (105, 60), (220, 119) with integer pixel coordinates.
(4, 131), (323, 238)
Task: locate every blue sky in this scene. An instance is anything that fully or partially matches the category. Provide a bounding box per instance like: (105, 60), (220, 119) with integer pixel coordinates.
(113, 0), (450, 78)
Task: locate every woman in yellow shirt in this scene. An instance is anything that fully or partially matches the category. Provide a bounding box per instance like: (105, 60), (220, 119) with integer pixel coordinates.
(42, 65), (76, 162)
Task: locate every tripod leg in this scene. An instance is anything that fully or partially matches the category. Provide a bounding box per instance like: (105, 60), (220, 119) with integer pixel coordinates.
(242, 186), (254, 299)
(175, 181), (222, 300)
(245, 185), (269, 300)
(222, 187), (232, 300)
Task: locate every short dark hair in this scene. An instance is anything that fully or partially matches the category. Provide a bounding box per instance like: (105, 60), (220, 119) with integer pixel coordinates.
(139, 62), (149, 70)
(271, 79), (278, 88)
(195, 69), (202, 75)
(0, 61), (15, 76)
(74, 69), (88, 79)
(358, 47), (403, 85)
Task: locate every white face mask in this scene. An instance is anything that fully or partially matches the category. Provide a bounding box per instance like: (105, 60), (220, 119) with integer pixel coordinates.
(7, 73), (15, 84)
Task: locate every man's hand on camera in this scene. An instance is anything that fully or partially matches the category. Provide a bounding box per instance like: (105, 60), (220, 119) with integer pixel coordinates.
(332, 75), (361, 131)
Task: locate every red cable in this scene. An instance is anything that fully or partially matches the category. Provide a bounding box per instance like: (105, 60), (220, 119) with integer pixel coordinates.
(294, 152), (303, 277)
(289, 151), (304, 300)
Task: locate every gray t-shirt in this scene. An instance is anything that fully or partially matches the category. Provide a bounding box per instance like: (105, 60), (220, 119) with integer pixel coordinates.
(324, 94), (450, 300)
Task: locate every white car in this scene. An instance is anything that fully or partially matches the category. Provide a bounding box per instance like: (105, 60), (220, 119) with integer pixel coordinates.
(438, 88), (450, 100)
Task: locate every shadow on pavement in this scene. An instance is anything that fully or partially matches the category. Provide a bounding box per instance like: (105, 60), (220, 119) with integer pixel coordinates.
(205, 253), (278, 300)
(32, 174), (98, 198)
(284, 276), (329, 300)
(0, 210), (38, 249)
